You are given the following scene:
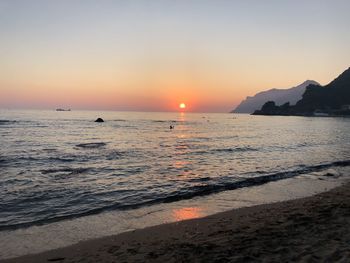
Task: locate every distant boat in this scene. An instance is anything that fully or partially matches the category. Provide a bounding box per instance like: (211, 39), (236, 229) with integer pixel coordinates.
(56, 108), (71, 111)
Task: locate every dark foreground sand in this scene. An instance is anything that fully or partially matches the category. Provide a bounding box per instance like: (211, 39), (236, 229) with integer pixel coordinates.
(2, 182), (350, 263)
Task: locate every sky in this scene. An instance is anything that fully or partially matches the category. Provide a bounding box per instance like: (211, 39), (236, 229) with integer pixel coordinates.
(0, 0), (349, 112)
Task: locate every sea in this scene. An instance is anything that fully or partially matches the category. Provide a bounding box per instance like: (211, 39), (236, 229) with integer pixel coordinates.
(1, 109), (350, 258)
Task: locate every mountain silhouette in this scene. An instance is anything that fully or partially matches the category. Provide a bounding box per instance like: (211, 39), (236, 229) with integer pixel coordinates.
(253, 67), (350, 116)
(295, 67), (350, 112)
(232, 80), (319, 113)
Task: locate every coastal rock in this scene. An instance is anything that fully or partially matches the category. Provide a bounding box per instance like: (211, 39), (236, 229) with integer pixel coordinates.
(95, 118), (104, 123)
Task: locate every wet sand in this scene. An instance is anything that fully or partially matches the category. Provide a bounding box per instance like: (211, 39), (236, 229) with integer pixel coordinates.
(2, 181), (350, 263)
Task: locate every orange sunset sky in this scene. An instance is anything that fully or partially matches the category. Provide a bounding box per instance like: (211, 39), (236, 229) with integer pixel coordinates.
(1, 0), (350, 112)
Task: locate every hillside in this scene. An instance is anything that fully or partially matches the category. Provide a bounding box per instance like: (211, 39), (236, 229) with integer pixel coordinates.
(253, 67), (350, 116)
(232, 80), (319, 113)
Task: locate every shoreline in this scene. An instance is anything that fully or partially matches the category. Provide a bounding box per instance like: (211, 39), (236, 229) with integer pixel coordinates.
(0, 167), (347, 260)
(2, 180), (350, 262)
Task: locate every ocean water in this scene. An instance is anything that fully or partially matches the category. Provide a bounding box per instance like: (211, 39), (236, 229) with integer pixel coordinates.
(1, 110), (350, 233)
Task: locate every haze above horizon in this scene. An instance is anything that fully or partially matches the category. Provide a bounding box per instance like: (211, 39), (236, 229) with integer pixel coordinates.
(1, 0), (349, 112)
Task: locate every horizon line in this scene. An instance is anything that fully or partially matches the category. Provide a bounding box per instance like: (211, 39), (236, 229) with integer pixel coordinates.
(0, 107), (235, 114)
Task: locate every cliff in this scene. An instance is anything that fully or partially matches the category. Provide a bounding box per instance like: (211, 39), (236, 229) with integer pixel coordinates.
(252, 67), (350, 116)
(232, 80), (319, 113)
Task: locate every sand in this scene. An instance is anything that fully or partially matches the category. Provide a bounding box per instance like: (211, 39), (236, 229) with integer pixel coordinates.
(2, 181), (350, 263)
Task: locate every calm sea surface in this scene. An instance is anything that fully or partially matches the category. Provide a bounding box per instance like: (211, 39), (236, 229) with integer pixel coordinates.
(1, 110), (350, 230)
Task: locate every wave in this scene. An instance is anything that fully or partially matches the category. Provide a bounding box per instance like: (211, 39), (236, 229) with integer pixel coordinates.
(152, 120), (179, 123)
(1, 159), (349, 231)
(137, 160), (350, 206)
(0, 120), (16, 126)
(212, 146), (258, 153)
(189, 146), (258, 155)
(105, 150), (125, 160)
(42, 148), (58, 152)
(76, 142), (107, 148)
(41, 167), (90, 175)
(0, 120), (16, 123)
(0, 148), (130, 168)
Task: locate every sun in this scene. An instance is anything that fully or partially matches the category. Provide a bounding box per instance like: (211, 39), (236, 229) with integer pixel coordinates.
(179, 103), (186, 109)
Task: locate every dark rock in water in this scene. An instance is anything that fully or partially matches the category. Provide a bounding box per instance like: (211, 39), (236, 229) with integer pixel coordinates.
(252, 101), (292, 116)
(95, 118), (104, 122)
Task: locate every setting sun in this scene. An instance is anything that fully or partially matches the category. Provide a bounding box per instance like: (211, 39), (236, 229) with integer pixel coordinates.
(179, 103), (186, 109)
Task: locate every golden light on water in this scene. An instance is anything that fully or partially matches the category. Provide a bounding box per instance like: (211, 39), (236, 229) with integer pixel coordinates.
(172, 207), (203, 221)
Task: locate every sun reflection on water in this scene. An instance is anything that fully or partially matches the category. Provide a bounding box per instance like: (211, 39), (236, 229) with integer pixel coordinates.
(173, 160), (189, 169)
(172, 207), (203, 221)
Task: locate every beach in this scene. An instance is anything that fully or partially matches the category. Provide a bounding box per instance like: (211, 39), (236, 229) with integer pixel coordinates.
(3, 180), (350, 262)
(2, 0), (350, 261)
